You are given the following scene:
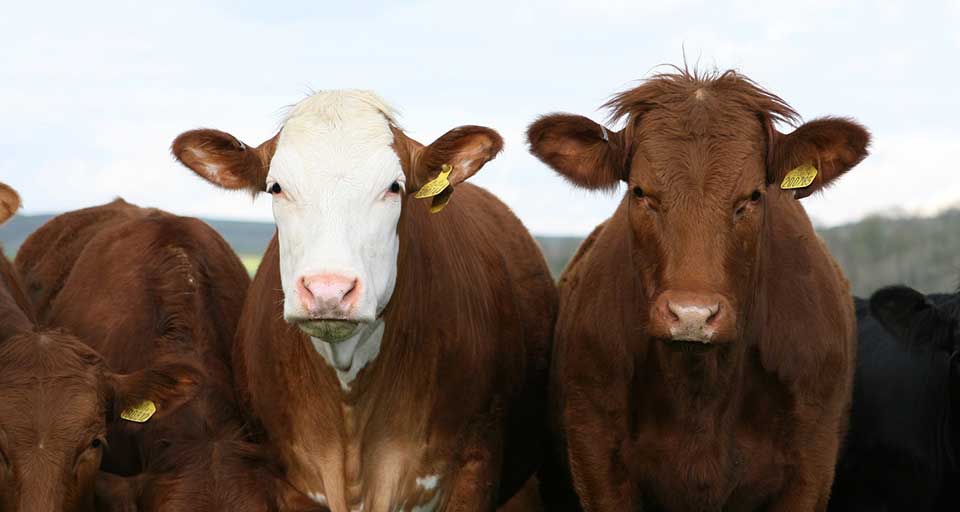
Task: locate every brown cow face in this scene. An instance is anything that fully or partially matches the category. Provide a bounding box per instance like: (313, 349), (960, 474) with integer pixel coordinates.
(528, 71), (869, 348)
(0, 332), (199, 512)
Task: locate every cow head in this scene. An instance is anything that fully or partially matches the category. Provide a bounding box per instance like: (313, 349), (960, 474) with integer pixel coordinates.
(0, 331), (200, 512)
(173, 91), (501, 370)
(871, 285), (960, 363)
(528, 69), (869, 350)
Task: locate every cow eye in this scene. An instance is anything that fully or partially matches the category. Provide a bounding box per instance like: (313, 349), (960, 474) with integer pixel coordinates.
(90, 438), (102, 449)
(389, 181), (402, 194)
(632, 186), (645, 198)
(750, 189), (762, 202)
(267, 182), (282, 195)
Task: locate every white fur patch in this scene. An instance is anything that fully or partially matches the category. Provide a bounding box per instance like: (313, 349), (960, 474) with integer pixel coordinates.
(271, 90), (404, 325)
(416, 474), (439, 491)
(311, 319), (385, 390)
(308, 492), (327, 506)
(410, 492), (442, 512)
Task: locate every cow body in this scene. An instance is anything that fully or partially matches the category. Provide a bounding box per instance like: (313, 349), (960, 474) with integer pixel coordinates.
(171, 90), (556, 511)
(237, 184), (554, 511)
(0, 185), (197, 511)
(527, 70), (868, 511)
(15, 199), (250, 475)
(831, 293), (960, 510)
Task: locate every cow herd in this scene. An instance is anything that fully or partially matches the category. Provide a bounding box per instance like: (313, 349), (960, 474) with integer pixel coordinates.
(0, 68), (956, 511)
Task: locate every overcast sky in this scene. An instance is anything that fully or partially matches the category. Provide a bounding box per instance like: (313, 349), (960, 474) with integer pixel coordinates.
(1, 1), (957, 235)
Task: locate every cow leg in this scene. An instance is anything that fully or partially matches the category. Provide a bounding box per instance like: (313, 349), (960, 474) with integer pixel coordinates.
(769, 403), (843, 512)
(444, 421), (504, 512)
(562, 386), (637, 512)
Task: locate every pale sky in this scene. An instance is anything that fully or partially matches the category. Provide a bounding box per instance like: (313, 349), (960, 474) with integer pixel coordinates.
(1, 1), (957, 235)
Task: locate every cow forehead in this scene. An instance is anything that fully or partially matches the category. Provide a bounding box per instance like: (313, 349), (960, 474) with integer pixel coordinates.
(272, 90), (401, 181)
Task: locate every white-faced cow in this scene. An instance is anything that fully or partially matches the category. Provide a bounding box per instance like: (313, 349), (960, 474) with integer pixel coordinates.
(527, 69), (869, 511)
(171, 90), (557, 512)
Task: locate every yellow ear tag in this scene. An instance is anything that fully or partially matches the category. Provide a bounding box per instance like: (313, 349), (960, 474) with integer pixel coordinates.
(415, 164), (452, 199)
(415, 164), (454, 214)
(780, 164), (818, 190)
(120, 400), (157, 423)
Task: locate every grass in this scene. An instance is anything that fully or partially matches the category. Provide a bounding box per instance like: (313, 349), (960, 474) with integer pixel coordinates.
(239, 255), (262, 276)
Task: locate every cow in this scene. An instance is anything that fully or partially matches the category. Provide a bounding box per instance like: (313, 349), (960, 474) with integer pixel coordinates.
(0, 184), (198, 511)
(830, 287), (960, 510)
(170, 90), (557, 511)
(14, 199), (251, 479)
(526, 68), (869, 511)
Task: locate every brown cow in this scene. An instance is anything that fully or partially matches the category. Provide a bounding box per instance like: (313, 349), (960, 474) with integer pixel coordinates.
(0, 184), (198, 512)
(527, 69), (868, 511)
(15, 199), (251, 478)
(171, 90), (557, 511)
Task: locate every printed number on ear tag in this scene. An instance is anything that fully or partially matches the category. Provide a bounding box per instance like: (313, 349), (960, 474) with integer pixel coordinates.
(120, 399), (157, 423)
(415, 164), (453, 199)
(780, 164), (818, 190)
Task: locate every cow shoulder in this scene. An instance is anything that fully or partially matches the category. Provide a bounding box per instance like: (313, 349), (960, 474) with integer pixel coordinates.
(759, 193), (856, 401)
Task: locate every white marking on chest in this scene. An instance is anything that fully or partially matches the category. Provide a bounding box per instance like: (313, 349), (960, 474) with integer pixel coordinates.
(311, 319), (385, 390)
(415, 474), (439, 491)
(308, 492), (327, 506)
(410, 491), (442, 512)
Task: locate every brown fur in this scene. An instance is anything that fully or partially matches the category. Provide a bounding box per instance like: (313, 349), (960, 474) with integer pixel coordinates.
(14, 200), (254, 496)
(528, 69), (867, 511)
(0, 187), (199, 512)
(171, 116), (555, 512)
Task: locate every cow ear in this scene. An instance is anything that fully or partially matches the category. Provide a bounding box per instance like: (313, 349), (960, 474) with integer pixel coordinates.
(767, 117), (870, 199)
(108, 360), (203, 421)
(870, 285), (957, 352)
(172, 129), (279, 195)
(0, 183), (21, 225)
(399, 125), (503, 192)
(527, 113), (626, 191)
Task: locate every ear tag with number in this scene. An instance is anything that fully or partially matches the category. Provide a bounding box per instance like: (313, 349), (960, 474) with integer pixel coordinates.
(416, 164), (454, 213)
(780, 164), (818, 190)
(120, 399), (157, 423)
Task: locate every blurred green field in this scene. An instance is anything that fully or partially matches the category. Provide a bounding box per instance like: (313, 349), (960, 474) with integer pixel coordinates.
(239, 255), (261, 275)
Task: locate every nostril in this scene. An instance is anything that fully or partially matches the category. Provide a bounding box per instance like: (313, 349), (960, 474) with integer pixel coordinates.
(341, 278), (360, 306)
(665, 301), (682, 323)
(706, 303), (721, 325)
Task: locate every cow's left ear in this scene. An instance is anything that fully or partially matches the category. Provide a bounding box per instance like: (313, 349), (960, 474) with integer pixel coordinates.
(394, 125), (503, 192)
(107, 359), (203, 422)
(767, 117), (870, 199)
(0, 183), (21, 225)
(870, 285), (957, 352)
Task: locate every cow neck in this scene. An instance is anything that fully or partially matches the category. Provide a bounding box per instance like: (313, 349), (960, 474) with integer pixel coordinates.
(310, 319), (385, 392)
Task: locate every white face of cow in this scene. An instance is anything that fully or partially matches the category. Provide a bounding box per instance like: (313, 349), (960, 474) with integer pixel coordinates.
(172, 90), (503, 384)
(267, 92), (404, 335)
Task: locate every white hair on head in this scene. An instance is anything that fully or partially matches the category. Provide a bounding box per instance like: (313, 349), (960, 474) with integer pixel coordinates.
(283, 89), (401, 128)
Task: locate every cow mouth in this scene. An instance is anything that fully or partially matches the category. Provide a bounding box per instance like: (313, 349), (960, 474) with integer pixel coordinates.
(662, 338), (719, 354)
(297, 320), (362, 343)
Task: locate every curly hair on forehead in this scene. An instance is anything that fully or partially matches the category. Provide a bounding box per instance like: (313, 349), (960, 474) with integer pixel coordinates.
(603, 65), (801, 128)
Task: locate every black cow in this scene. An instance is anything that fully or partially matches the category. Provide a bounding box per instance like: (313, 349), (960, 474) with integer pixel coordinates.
(830, 286), (959, 510)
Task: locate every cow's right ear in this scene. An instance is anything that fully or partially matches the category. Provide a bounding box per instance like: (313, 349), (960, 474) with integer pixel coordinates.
(0, 183), (21, 225)
(870, 285), (957, 352)
(171, 129), (279, 195)
(108, 359), (203, 422)
(526, 114), (627, 190)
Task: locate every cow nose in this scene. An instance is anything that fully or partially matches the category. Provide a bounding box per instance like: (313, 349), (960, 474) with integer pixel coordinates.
(650, 291), (734, 343)
(297, 273), (360, 317)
